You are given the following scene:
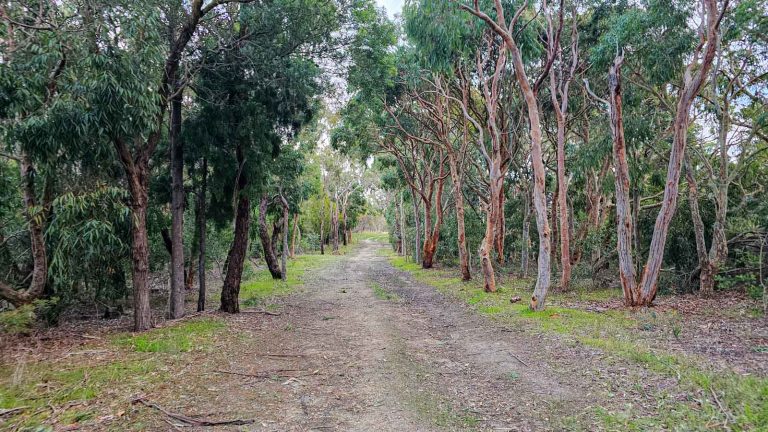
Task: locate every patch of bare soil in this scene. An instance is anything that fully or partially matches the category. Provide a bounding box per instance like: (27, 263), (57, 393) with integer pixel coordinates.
(564, 290), (768, 376)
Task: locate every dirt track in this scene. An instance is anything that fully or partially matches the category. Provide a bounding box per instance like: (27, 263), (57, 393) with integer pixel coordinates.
(135, 239), (666, 431)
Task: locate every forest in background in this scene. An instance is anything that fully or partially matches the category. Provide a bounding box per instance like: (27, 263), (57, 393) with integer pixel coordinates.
(334, 0), (767, 312)
(0, 0), (766, 344)
(0, 0), (385, 332)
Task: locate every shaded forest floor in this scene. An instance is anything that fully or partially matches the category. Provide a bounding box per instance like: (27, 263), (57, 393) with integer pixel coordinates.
(1, 235), (766, 431)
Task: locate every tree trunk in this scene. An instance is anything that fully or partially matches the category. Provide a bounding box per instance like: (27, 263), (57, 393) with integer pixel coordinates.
(258, 195), (282, 279)
(637, 1), (721, 304)
(220, 195), (249, 313)
(521, 181), (531, 278)
(495, 186), (505, 264)
(400, 191), (407, 258)
(168, 86), (185, 319)
(290, 213), (299, 258)
(331, 200), (340, 253)
(448, 154), (471, 280)
(221, 146), (250, 314)
(280, 196), (289, 282)
(320, 198), (325, 255)
(607, 54), (639, 306)
(500, 43), (552, 309)
(555, 112), (571, 291)
(685, 153), (711, 294)
(126, 164), (153, 330)
(412, 191), (421, 263)
(0, 155), (49, 307)
(197, 157), (207, 312)
(480, 173), (499, 292)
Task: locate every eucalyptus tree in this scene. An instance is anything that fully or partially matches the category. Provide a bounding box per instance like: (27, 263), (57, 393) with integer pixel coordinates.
(461, 0), (561, 309)
(683, 0), (766, 295)
(583, 0), (728, 306)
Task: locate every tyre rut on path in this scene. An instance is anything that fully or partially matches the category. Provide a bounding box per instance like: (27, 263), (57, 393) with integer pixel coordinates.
(155, 240), (663, 431)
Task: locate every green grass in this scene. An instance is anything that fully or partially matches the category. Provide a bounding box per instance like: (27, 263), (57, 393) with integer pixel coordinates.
(0, 316), (230, 429)
(112, 318), (224, 353)
(0, 352), (165, 429)
(353, 231), (389, 242)
(385, 251), (768, 431)
(371, 282), (399, 301)
(240, 253), (341, 306)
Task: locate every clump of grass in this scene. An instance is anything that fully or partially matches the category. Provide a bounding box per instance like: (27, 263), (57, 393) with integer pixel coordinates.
(0, 357), (164, 429)
(371, 282), (399, 301)
(112, 318), (224, 353)
(240, 253), (341, 306)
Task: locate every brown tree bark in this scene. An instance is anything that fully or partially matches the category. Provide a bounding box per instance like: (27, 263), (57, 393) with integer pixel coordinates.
(549, 20), (578, 290)
(447, 153), (471, 280)
(280, 195), (289, 282)
(607, 53), (639, 305)
(220, 145), (250, 314)
(168, 84), (185, 319)
(290, 213), (299, 258)
(421, 161), (446, 269)
(197, 157), (207, 312)
(636, 0), (724, 305)
(331, 199), (340, 253)
(520, 180), (531, 278)
(258, 195), (282, 279)
(495, 187), (505, 264)
(319, 197), (326, 255)
(461, 1), (557, 310)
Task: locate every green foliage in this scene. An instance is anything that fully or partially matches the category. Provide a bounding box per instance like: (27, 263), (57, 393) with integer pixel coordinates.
(112, 318), (225, 353)
(0, 299), (59, 334)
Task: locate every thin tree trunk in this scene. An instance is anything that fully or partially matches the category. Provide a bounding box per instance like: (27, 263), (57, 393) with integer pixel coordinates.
(258, 195), (282, 279)
(401, 191), (407, 258)
(331, 200), (340, 253)
(197, 158), (207, 312)
(521, 180), (531, 278)
(290, 213), (299, 258)
(685, 153), (711, 293)
(480, 173), (500, 292)
(220, 146), (250, 313)
(412, 192), (421, 263)
(448, 154), (471, 280)
(320, 198), (325, 255)
(280, 199), (289, 282)
(168, 85), (185, 319)
(607, 54), (639, 305)
(495, 186), (505, 264)
(0, 155), (49, 306)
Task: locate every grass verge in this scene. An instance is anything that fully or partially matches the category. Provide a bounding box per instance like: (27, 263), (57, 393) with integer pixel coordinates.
(386, 251), (768, 431)
(0, 317), (227, 430)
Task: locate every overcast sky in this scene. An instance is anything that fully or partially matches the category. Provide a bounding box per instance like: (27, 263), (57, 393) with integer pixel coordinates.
(376, 0), (404, 18)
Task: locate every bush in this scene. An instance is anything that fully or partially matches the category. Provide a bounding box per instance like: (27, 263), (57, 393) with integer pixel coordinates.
(0, 298), (59, 334)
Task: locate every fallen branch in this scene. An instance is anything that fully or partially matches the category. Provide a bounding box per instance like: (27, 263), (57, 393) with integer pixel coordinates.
(131, 397), (255, 426)
(507, 351), (529, 367)
(0, 406), (28, 417)
(253, 353), (305, 358)
(241, 309), (281, 316)
(213, 369), (303, 379)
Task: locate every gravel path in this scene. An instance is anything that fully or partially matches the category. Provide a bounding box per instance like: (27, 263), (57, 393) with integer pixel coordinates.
(145, 240), (666, 431)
